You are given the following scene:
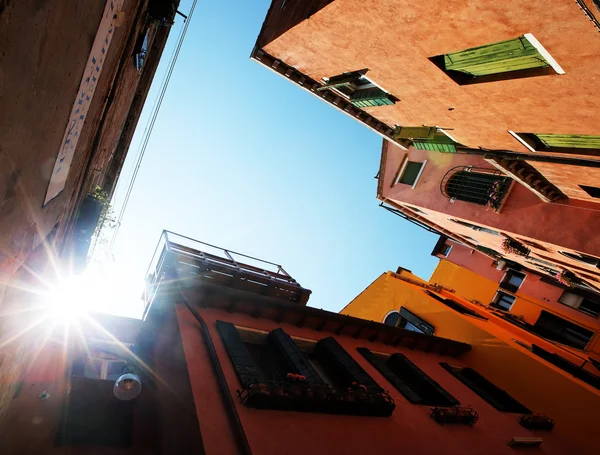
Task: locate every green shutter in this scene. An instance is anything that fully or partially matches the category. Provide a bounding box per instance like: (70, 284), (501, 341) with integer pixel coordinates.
(317, 72), (362, 91)
(350, 88), (395, 108)
(393, 126), (437, 140)
(444, 35), (549, 76)
(535, 134), (600, 149)
(413, 134), (457, 153)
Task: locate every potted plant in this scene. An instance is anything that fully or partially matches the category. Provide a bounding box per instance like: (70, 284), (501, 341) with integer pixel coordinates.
(556, 270), (577, 288)
(501, 238), (530, 257)
(485, 180), (508, 210)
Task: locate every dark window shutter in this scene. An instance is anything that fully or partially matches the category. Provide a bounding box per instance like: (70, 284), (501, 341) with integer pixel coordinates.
(315, 337), (381, 391)
(389, 354), (460, 406)
(267, 328), (323, 386)
(358, 348), (422, 404)
(460, 368), (530, 413)
(216, 321), (264, 388)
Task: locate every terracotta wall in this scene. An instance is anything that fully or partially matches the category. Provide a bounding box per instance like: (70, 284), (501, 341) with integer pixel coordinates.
(263, 0), (600, 155)
(180, 303), (588, 455)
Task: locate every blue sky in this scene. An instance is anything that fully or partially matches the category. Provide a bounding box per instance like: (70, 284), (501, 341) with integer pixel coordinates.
(93, 0), (440, 318)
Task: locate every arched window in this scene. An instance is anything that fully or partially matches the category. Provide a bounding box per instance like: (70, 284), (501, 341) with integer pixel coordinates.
(383, 310), (400, 327)
(441, 167), (511, 210)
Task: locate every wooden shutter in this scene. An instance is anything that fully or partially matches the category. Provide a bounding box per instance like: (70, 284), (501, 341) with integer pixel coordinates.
(267, 328), (323, 386)
(389, 354), (460, 406)
(357, 348), (422, 404)
(444, 36), (549, 76)
(315, 337), (381, 391)
(350, 88), (395, 108)
(535, 134), (600, 149)
(393, 126), (437, 140)
(216, 321), (264, 388)
(317, 72), (362, 91)
(399, 307), (435, 336)
(413, 134), (457, 153)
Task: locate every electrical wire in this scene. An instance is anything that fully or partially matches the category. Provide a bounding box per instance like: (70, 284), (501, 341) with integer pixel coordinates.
(107, 0), (198, 258)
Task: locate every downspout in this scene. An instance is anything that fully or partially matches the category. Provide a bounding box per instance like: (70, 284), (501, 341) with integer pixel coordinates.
(175, 282), (253, 455)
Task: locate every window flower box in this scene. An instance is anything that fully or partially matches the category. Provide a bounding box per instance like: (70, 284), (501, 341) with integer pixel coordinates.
(431, 406), (479, 426)
(519, 414), (555, 431)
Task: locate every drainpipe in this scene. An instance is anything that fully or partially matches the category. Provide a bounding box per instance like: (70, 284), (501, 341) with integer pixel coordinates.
(175, 282), (253, 455)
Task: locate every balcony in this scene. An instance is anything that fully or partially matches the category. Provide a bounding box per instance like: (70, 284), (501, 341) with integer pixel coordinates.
(441, 166), (512, 211)
(144, 231), (312, 316)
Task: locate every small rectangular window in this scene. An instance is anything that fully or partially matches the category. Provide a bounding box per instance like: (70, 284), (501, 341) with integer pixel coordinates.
(491, 291), (516, 311)
(559, 291), (600, 318)
(359, 348), (459, 407)
(499, 270), (525, 293)
(318, 70), (398, 107)
(134, 28), (150, 71)
(580, 185), (600, 199)
(440, 363), (531, 413)
(431, 34), (563, 85)
(394, 159), (427, 188)
(425, 290), (488, 320)
(398, 307), (435, 335)
(533, 311), (594, 349)
(440, 244), (452, 257)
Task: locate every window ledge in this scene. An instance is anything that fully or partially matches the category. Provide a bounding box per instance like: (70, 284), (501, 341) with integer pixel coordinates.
(237, 382), (395, 417)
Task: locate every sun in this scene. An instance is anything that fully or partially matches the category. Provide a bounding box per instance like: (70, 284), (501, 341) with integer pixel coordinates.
(45, 275), (90, 324)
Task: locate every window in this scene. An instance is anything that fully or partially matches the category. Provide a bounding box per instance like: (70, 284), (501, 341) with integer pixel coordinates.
(398, 307), (435, 335)
(425, 290), (488, 320)
(559, 250), (600, 268)
(530, 344), (600, 391)
(431, 34), (563, 85)
(499, 270), (526, 293)
(491, 291), (516, 311)
(318, 70), (397, 107)
(533, 310), (594, 349)
(559, 291), (600, 318)
(393, 127), (458, 153)
(216, 321), (394, 416)
(359, 348), (459, 406)
(449, 218), (502, 236)
(383, 310), (400, 327)
(441, 166), (512, 210)
(440, 244), (452, 257)
(580, 185), (600, 199)
(440, 363), (531, 413)
(394, 158), (427, 188)
(134, 28), (150, 71)
(510, 132), (600, 156)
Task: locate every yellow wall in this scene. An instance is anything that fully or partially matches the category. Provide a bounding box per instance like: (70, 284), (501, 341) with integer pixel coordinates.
(342, 272), (600, 453)
(430, 260), (498, 304)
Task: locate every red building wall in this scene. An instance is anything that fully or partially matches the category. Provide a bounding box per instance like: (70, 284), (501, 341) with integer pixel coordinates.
(179, 306), (585, 455)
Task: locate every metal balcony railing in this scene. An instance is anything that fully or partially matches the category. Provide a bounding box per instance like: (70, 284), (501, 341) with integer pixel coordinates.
(440, 166), (512, 209)
(144, 231), (311, 316)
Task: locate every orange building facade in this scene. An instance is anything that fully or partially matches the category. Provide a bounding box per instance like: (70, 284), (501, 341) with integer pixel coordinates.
(2, 232), (598, 454)
(252, 0), (600, 293)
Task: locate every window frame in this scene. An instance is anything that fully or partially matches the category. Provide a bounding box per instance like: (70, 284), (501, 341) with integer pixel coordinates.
(440, 244), (452, 257)
(509, 131), (600, 156)
(383, 310), (400, 327)
(499, 269), (526, 293)
(491, 290), (517, 311)
(319, 71), (398, 107)
(393, 157), (427, 188)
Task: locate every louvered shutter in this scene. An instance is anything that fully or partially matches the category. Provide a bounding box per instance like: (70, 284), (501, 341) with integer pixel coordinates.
(357, 348), (422, 404)
(444, 36), (549, 76)
(216, 321), (264, 388)
(393, 126), (437, 140)
(412, 134), (457, 153)
(459, 367), (530, 413)
(389, 354), (460, 406)
(535, 134), (600, 149)
(350, 88), (395, 108)
(267, 328), (323, 386)
(315, 337), (381, 391)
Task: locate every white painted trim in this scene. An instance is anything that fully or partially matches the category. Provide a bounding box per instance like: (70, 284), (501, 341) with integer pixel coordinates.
(440, 245), (453, 257)
(411, 160), (427, 189)
(393, 155), (409, 185)
(524, 33), (565, 75)
(508, 130), (537, 152)
(438, 128), (459, 143)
